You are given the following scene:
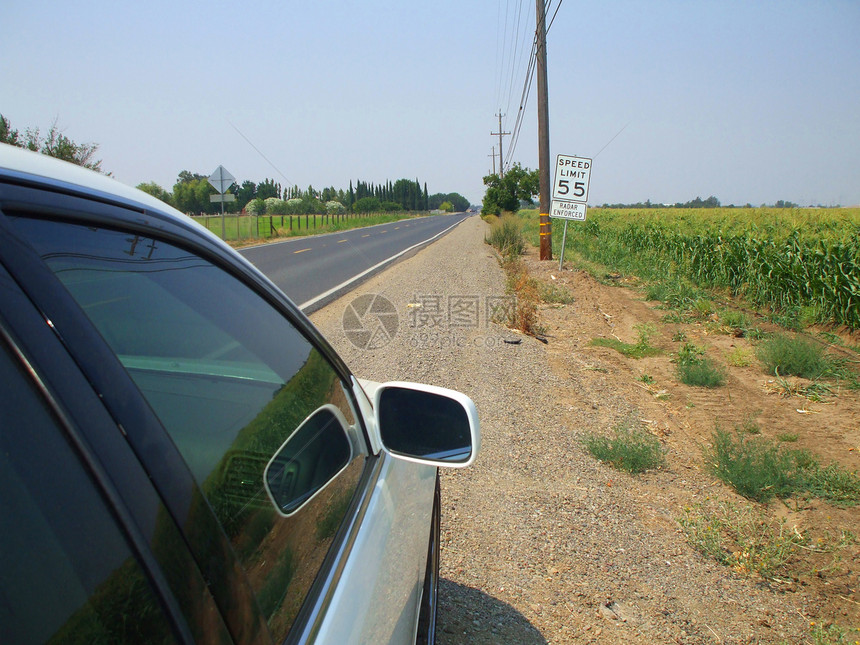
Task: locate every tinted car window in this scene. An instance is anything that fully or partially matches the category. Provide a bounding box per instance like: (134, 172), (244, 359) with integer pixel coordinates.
(0, 340), (179, 645)
(13, 217), (367, 641)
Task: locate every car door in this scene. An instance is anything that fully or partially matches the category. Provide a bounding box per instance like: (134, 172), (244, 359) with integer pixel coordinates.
(0, 260), (233, 645)
(0, 184), (439, 644)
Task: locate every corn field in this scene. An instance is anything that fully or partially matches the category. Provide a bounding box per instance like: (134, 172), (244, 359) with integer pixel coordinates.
(533, 208), (860, 329)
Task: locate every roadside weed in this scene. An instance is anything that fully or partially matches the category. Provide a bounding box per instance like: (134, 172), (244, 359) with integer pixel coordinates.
(582, 422), (665, 473)
(805, 464), (860, 507)
(727, 346), (754, 367)
(707, 427), (808, 502)
(590, 323), (662, 359)
(706, 428), (860, 506)
(539, 281), (575, 304)
(675, 343), (726, 387)
(757, 334), (832, 379)
(485, 214), (526, 260)
(679, 500), (806, 580)
(776, 432), (799, 442)
(720, 309), (752, 330)
(810, 622), (860, 645)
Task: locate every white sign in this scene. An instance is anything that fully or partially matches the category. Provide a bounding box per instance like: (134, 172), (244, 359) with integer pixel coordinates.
(552, 155), (592, 203)
(550, 200), (587, 221)
(208, 165), (235, 194)
(210, 193), (237, 203)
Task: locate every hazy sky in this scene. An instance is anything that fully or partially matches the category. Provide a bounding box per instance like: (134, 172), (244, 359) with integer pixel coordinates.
(3, 1), (858, 207)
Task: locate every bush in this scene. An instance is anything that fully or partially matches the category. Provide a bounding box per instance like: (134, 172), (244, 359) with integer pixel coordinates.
(485, 214), (525, 259)
(325, 200), (346, 214)
(707, 428), (810, 502)
(582, 423), (665, 473)
(676, 343), (726, 387)
(757, 334), (832, 379)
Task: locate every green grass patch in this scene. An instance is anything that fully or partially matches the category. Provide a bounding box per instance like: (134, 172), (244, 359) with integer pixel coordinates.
(707, 428), (812, 502)
(720, 309), (752, 330)
(644, 279), (707, 312)
(589, 323), (661, 359)
(805, 464), (860, 507)
(757, 334), (834, 379)
(675, 343), (726, 387)
(706, 428), (860, 506)
(582, 422), (665, 473)
(727, 346), (754, 367)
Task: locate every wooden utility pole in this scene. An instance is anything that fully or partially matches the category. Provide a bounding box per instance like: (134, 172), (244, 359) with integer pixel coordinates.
(488, 146), (499, 174)
(536, 0), (552, 260)
(491, 112), (510, 177)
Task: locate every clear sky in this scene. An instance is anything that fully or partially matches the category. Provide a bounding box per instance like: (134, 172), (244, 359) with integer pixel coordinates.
(3, 1), (858, 207)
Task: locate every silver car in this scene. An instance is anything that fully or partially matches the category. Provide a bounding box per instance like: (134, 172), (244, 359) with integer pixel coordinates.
(0, 144), (479, 644)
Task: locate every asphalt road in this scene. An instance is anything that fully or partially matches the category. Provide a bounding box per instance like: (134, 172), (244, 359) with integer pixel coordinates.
(239, 212), (472, 312)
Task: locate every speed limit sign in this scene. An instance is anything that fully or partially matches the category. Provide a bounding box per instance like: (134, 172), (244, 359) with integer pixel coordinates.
(552, 155), (592, 203)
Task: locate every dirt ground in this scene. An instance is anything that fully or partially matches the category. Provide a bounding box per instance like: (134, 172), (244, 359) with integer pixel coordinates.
(310, 216), (859, 643)
(520, 246), (860, 638)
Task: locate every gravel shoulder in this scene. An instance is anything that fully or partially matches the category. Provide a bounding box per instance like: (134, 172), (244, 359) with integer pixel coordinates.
(309, 215), (858, 644)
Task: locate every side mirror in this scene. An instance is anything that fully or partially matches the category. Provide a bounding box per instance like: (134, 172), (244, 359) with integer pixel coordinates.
(374, 382), (480, 468)
(263, 405), (353, 516)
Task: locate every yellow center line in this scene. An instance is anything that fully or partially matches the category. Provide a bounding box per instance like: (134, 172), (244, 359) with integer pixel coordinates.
(361, 234), (370, 238)
(294, 248), (311, 254)
(337, 239), (348, 243)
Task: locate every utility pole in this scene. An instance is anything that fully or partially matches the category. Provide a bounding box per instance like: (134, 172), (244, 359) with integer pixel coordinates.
(536, 0), (552, 260)
(491, 112), (510, 177)
(488, 146), (498, 175)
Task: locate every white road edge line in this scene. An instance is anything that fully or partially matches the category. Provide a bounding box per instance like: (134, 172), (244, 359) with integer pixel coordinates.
(299, 217), (467, 312)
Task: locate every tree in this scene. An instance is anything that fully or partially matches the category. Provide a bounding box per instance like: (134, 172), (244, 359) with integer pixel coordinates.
(136, 182), (173, 205)
(481, 163), (539, 215)
(1, 114), (107, 173)
(353, 196), (381, 213)
(172, 171), (216, 214)
(235, 180), (257, 211)
(0, 115), (21, 146)
(256, 178), (281, 200)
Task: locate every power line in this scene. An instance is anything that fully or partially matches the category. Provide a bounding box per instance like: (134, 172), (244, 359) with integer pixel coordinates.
(547, 0), (564, 33)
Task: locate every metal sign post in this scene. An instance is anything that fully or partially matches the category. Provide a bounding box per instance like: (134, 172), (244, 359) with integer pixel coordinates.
(208, 165), (236, 239)
(559, 221), (569, 271)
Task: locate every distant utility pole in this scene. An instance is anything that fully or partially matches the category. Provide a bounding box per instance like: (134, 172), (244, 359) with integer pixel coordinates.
(491, 112), (510, 177)
(488, 146), (499, 174)
(536, 0), (552, 260)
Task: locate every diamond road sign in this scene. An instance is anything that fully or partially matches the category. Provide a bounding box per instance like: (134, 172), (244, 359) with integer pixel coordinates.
(208, 165), (235, 194)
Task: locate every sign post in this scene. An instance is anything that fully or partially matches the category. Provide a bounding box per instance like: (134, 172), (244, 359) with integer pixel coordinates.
(550, 155), (592, 270)
(209, 165), (236, 239)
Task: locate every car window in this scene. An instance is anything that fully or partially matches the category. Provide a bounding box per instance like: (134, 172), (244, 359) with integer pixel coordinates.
(12, 217), (368, 641)
(0, 339), (180, 645)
